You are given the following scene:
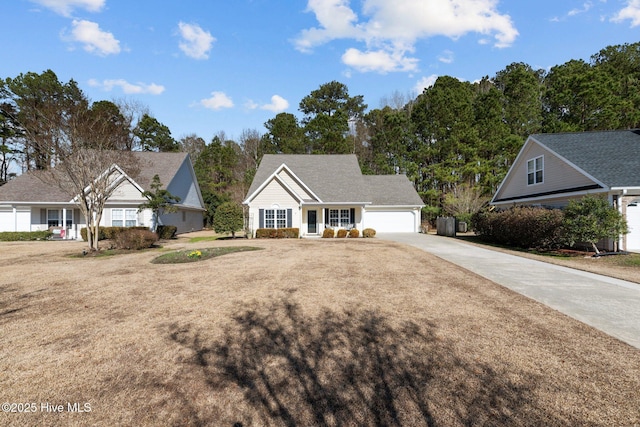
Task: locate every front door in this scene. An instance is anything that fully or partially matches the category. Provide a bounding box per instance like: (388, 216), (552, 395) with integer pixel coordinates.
(307, 210), (317, 234)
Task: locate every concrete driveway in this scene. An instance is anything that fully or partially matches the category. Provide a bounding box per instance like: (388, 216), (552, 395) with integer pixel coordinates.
(379, 233), (640, 350)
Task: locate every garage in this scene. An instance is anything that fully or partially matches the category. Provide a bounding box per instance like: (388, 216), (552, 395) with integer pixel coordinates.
(363, 209), (418, 233)
(626, 199), (640, 251)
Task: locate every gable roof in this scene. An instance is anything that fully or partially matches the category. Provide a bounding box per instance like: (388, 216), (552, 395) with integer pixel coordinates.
(0, 151), (191, 203)
(245, 154), (423, 206)
(531, 129), (640, 188)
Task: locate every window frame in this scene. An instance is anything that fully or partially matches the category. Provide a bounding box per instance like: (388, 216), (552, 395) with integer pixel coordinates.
(112, 208), (138, 227)
(264, 208), (287, 229)
(328, 209), (352, 228)
(527, 156), (544, 186)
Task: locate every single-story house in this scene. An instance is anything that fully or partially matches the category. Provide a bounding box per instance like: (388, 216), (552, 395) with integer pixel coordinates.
(491, 130), (640, 251)
(243, 154), (424, 237)
(0, 151), (205, 239)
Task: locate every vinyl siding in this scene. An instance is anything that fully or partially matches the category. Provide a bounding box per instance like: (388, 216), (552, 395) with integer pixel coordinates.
(166, 158), (203, 208)
(276, 169), (315, 201)
(109, 179), (145, 201)
(495, 142), (597, 202)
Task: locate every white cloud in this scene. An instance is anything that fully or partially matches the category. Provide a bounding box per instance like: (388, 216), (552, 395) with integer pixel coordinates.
(342, 47), (418, 73)
(67, 19), (120, 55)
(200, 92), (234, 110)
(30, 0), (105, 17)
(294, 0), (518, 73)
(612, 0), (640, 27)
(414, 75), (438, 94)
(438, 50), (454, 64)
(568, 2), (593, 17)
(260, 95), (289, 112)
(178, 22), (215, 59)
(88, 78), (165, 95)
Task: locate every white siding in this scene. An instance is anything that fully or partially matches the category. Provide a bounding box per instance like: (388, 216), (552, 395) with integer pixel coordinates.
(277, 169), (315, 200)
(109, 180), (145, 201)
(248, 179), (301, 234)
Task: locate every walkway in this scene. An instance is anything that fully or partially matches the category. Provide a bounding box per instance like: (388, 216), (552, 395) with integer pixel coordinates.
(379, 233), (640, 350)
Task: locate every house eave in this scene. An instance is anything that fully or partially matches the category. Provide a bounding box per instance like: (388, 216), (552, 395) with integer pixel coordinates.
(491, 184), (606, 206)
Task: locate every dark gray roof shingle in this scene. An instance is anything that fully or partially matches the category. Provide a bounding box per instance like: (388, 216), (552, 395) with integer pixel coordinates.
(531, 130), (640, 188)
(247, 154), (423, 206)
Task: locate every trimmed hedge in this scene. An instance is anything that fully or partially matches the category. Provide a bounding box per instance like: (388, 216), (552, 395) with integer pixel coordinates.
(255, 228), (299, 238)
(336, 229), (348, 238)
(0, 230), (53, 241)
(348, 228), (360, 238)
(322, 228), (335, 238)
(80, 226), (148, 241)
(362, 228), (376, 238)
(156, 225), (177, 240)
(472, 206), (565, 250)
(111, 229), (159, 250)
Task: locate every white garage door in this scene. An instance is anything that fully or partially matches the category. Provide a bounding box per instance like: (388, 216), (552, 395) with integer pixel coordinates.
(364, 210), (416, 233)
(626, 200), (640, 251)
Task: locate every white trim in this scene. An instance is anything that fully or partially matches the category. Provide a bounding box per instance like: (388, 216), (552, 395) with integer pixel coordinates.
(243, 163), (322, 204)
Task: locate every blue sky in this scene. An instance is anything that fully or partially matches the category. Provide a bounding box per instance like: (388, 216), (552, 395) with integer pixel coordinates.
(2, 0), (640, 143)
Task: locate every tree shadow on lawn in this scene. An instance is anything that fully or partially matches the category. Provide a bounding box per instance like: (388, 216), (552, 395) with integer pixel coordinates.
(166, 294), (572, 426)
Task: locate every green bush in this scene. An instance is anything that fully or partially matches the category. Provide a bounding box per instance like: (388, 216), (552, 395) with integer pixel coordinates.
(255, 228), (299, 238)
(80, 226), (148, 241)
(156, 225), (177, 239)
(322, 228), (335, 238)
(0, 230), (53, 241)
(348, 228), (360, 238)
(472, 206), (565, 250)
(336, 229), (348, 238)
(111, 229), (158, 250)
(362, 228), (376, 238)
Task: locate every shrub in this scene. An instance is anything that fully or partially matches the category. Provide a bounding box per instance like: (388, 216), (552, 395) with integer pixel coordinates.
(348, 228), (360, 238)
(80, 226), (148, 241)
(472, 206), (564, 250)
(322, 228), (335, 238)
(156, 225), (177, 239)
(0, 231), (53, 241)
(111, 229), (158, 250)
(362, 228), (376, 238)
(336, 229), (348, 238)
(255, 228), (299, 238)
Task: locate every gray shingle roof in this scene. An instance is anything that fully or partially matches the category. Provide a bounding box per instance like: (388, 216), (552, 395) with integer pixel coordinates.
(247, 154), (423, 206)
(531, 130), (640, 188)
(0, 151), (189, 203)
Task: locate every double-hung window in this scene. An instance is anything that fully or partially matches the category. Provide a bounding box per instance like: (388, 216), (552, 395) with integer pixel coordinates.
(327, 209), (354, 228)
(47, 209), (60, 227)
(112, 208), (138, 227)
(262, 208), (289, 229)
(527, 156), (543, 185)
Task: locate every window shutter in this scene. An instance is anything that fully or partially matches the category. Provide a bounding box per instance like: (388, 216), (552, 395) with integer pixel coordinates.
(350, 208), (355, 224)
(287, 209), (292, 228)
(259, 209), (264, 228)
(325, 209), (329, 225)
(41, 209), (46, 225)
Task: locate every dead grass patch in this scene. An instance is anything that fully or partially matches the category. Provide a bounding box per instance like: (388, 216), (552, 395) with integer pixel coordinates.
(0, 235), (639, 426)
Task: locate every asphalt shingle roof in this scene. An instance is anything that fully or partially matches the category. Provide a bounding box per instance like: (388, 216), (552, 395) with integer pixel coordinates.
(247, 154), (423, 206)
(0, 151), (189, 203)
(531, 130), (640, 188)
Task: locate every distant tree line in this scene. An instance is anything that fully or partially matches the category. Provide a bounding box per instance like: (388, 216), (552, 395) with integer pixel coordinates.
(2, 42), (639, 224)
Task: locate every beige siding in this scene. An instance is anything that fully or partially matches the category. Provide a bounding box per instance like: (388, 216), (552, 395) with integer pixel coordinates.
(495, 142), (596, 202)
(277, 169), (315, 200)
(109, 179), (145, 201)
(248, 179), (301, 235)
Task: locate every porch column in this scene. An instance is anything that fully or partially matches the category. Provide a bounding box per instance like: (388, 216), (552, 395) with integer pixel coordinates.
(62, 208), (67, 239)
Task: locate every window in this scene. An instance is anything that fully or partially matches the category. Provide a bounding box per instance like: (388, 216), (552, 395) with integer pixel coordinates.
(112, 208), (137, 227)
(47, 209), (60, 227)
(328, 209), (353, 228)
(263, 208), (289, 229)
(527, 156), (543, 185)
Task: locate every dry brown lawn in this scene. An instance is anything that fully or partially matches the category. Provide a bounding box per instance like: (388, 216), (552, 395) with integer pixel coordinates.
(1, 232), (639, 426)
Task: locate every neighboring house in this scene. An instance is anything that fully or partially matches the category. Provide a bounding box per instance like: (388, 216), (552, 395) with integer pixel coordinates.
(243, 154), (424, 237)
(491, 130), (640, 251)
(0, 151), (205, 238)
